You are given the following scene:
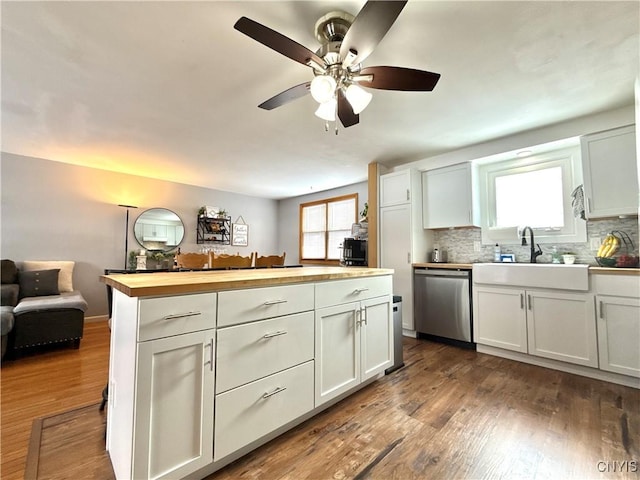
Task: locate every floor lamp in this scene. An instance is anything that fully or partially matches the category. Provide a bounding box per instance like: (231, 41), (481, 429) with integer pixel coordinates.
(118, 204), (138, 269)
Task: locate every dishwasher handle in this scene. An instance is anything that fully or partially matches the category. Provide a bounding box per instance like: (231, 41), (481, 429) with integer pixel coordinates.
(414, 268), (470, 278)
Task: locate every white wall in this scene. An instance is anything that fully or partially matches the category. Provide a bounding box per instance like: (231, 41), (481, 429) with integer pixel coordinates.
(0, 153), (279, 316)
(278, 181), (368, 264)
(398, 105), (636, 173)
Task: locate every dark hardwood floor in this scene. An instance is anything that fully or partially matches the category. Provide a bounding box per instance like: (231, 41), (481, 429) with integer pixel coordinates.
(2, 321), (639, 479)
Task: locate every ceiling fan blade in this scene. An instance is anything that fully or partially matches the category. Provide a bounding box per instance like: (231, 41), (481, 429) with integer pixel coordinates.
(258, 82), (311, 110)
(234, 17), (326, 69)
(339, 1), (407, 66)
(337, 89), (359, 128)
(358, 66), (441, 91)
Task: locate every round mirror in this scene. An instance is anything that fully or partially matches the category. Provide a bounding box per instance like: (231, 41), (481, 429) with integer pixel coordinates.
(133, 208), (185, 252)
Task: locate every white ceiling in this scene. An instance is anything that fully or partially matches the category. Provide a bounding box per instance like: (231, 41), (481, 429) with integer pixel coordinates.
(2, 1), (638, 199)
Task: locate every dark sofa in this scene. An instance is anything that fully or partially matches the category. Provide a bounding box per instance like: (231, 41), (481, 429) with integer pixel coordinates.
(1, 259), (88, 358)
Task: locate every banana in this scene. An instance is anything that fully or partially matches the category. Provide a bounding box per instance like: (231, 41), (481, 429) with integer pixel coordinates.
(600, 234), (621, 258)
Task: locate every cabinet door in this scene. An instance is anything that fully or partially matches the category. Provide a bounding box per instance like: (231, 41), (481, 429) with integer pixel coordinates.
(315, 302), (360, 406)
(133, 329), (215, 480)
(597, 295), (640, 377)
(361, 295), (393, 381)
(422, 163), (479, 229)
(380, 204), (413, 330)
(526, 290), (597, 367)
(473, 286), (527, 352)
(581, 125), (638, 218)
(380, 170), (411, 207)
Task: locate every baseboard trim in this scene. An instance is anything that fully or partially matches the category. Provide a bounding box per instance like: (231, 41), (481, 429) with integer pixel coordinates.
(477, 344), (640, 389)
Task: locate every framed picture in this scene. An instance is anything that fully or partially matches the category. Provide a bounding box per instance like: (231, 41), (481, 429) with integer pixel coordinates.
(205, 206), (219, 218)
(231, 223), (248, 246)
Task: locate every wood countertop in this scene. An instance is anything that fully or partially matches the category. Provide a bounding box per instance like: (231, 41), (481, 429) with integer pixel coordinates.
(101, 266), (395, 297)
(412, 263), (639, 275)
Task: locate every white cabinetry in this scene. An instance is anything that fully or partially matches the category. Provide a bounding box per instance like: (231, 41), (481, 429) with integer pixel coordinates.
(379, 169), (429, 331)
(581, 125), (638, 218)
(134, 329), (215, 479)
(107, 291), (217, 480)
(315, 277), (393, 406)
(422, 163), (480, 229)
(594, 274), (640, 378)
(473, 286), (597, 366)
(214, 285), (315, 461)
(473, 286), (527, 353)
(380, 169), (411, 207)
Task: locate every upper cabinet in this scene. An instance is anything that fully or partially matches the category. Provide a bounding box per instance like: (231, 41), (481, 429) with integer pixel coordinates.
(581, 125), (638, 219)
(379, 169), (411, 207)
(422, 163), (480, 229)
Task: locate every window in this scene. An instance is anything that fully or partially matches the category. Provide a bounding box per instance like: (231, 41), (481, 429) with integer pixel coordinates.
(300, 193), (358, 263)
(478, 144), (587, 245)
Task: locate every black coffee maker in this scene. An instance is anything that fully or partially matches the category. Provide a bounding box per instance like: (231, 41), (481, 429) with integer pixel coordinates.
(341, 238), (368, 266)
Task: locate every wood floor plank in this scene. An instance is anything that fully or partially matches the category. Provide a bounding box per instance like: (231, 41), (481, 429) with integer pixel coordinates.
(3, 324), (640, 480)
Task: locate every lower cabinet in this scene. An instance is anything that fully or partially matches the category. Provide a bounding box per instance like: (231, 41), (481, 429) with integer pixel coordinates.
(315, 294), (393, 406)
(214, 361), (314, 461)
(473, 286), (597, 367)
(133, 329), (215, 480)
(596, 295), (640, 377)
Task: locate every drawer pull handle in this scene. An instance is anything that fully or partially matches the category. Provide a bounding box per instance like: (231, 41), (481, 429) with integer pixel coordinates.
(263, 330), (287, 339)
(262, 386), (287, 399)
(354, 288), (369, 294)
(164, 311), (202, 320)
(263, 299), (287, 306)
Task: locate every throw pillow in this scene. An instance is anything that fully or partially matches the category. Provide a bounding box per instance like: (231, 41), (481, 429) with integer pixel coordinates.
(1, 259), (18, 284)
(21, 261), (75, 292)
(18, 269), (60, 297)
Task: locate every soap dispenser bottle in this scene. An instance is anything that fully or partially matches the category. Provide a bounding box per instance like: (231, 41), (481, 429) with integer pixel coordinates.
(494, 243), (501, 262)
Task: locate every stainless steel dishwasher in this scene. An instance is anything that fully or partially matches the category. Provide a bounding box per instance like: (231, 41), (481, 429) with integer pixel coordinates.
(413, 267), (474, 348)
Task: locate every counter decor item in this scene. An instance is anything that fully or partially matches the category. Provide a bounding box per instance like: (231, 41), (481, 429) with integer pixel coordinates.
(562, 254), (576, 265)
(595, 230), (639, 268)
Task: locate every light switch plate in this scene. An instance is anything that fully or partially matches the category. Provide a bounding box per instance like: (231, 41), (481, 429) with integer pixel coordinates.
(474, 241), (482, 252)
(590, 237), (601, 251)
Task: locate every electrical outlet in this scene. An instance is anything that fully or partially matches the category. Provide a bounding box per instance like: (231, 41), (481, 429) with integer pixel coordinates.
(590, 237), (601, 250)
(474, 241), (482, 252)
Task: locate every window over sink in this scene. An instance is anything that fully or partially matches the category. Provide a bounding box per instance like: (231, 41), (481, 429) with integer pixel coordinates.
(476, 139), (587, 245)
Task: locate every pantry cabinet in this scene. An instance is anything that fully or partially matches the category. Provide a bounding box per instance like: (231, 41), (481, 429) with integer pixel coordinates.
(581, 124), (638, 218)
(379, 169), (429, 331)
(422, 163), (480, 229)
(473, 285), (597, 367)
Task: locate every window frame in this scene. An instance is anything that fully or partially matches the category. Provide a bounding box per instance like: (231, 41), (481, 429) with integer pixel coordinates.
(299, 193), (358, 265)
(478, 145), (587, 245)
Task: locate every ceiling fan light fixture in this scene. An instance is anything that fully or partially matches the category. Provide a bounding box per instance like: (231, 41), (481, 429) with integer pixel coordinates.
(345, 84), (372, 114)
(310, 75), (337, 103)
(314, 98), (337, 121)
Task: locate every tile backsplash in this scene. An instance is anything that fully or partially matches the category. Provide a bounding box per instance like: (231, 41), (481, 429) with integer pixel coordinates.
(432, 217), (639, 265)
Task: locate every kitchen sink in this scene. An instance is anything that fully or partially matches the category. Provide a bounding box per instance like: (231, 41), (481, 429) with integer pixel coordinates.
(472, 263), (589, 291)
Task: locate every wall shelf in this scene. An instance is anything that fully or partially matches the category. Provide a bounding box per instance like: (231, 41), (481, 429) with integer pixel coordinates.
(197, 216), (231, 244)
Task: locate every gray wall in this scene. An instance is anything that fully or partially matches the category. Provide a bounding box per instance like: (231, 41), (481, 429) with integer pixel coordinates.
(278, 181), (368, 264)
(1, 153), (279, 316)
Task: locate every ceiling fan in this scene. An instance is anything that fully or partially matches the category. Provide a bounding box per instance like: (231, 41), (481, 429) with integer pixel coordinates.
(234, 0), (441, 130)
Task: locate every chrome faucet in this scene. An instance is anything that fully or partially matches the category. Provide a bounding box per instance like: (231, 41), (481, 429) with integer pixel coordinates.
(521, 226), (543, 263)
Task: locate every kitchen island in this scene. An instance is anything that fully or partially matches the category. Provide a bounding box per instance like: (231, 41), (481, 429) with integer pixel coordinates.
(101, 266), (394, 480)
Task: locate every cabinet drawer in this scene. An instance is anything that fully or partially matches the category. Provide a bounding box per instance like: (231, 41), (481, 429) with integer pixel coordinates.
(315, 275), (392, 309)
(138, 293), (217, 341)
(217, 283), (314, 327)
(214, 361), (314, 461)
(216, 311), (314, 393)
(592, 274), (640, 298)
